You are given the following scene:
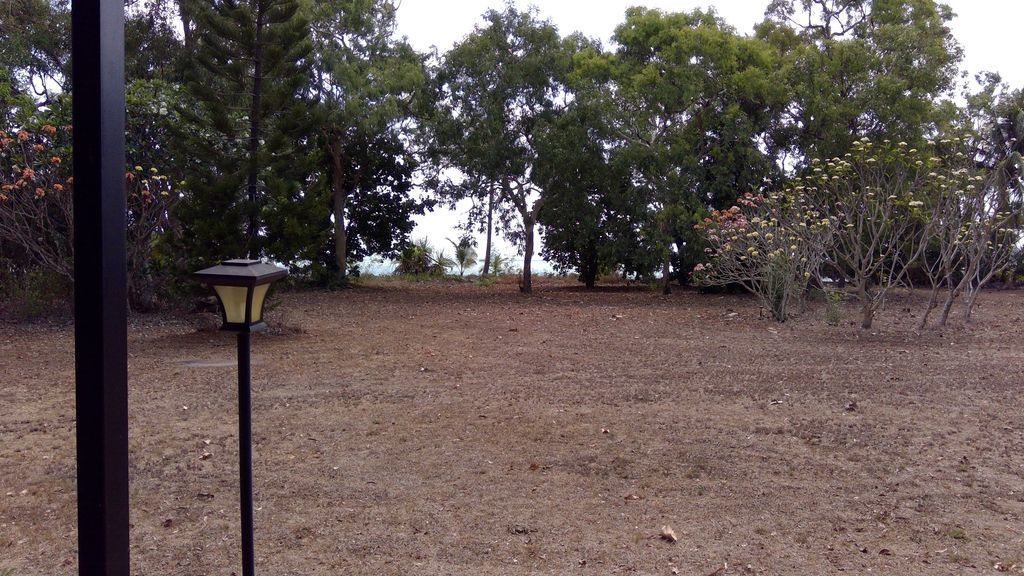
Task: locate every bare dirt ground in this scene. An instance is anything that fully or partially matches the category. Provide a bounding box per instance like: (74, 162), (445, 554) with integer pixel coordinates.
(2, 278), (1024, 575)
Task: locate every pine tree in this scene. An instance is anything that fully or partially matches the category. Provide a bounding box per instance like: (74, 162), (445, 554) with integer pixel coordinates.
(178, 0), (314, 264)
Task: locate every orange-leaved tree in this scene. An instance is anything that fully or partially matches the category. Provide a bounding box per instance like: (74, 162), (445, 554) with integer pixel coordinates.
(0, 123), (178, 309)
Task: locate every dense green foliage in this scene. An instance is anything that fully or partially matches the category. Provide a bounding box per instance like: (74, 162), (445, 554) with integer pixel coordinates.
(307, 0), (428, 284)
(534, 104), (653, 287)
(573, 8), (788, 291)
(759, 0), (962, 163)
(429, 5), (573, 292)
(179, 0), (315, 264)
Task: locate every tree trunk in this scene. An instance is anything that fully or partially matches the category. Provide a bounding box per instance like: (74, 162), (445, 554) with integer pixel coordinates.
(518, 194), (545, 293)
(245, 7), (264, 258)
(521, 216), (534, 293)
(938, 287), (957, 327)
(963, 290), (979, 323)
(917, 285), (941, 331)
(939, 262), (977, 327)
(661, 253), (672, 295)
(582, 246), (597, 288)
(964, 264), (1003, 322)
(860, 302), (873, 329)
(482, 182), (493, 276)
(858, 281), (873, 329)
(676, 240), (687, 286)
(660, 217), (672, 295)
(180, 1), (195, 51)
(326, 131), (348, 285)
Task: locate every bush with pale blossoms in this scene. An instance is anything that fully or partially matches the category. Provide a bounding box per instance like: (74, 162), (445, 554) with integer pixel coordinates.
(693, 191), (833, 321)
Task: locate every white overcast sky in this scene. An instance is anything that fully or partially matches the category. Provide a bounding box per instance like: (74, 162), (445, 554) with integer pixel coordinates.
(386, 0), (1024, 272)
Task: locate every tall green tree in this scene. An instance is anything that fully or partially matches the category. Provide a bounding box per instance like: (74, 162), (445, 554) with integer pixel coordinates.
(0, 66), (34, 131)
(758, 0), (962, 164)
(307, 0), (427, 284)
(966, 73), (1024, 212)
(534, 102), (652, 287)
(0, 0), (70, 106)
(432, 5), (571, 293)
(0, 0), (67, 135)
(179, 0), (314, 264)
(124, 0), (187, 83)
(575, 8), (786, 292)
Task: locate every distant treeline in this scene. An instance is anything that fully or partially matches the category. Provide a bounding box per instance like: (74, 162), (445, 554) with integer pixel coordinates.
(0, 0), (1020, 311)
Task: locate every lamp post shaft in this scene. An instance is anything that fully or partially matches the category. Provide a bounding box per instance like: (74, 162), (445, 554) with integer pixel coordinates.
(238, 332), (255, 576)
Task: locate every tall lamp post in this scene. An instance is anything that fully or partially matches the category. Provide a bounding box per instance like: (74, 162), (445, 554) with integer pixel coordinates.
(193, 259), (287, 576)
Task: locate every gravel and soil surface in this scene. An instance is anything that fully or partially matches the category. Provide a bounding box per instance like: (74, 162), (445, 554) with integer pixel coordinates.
(2, 278), (1024, 575)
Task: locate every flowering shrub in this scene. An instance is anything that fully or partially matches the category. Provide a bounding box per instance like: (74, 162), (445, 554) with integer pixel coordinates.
(801, 138), (1024, 328)
(695, 137), (1022, 329)
(0, 124), (178, 309)
(795, 139), (933, 328)
(700, 135), (1019, 327)
(0, 125), (75, 278)
(910, 138), (1018, 327)
(693, 192), (832, 321)
(922, 141), (1019, 326)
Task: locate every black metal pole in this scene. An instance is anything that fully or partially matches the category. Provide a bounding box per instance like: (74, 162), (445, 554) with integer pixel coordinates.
(72, 0), (129, 575)
(238, 331), (255, 576)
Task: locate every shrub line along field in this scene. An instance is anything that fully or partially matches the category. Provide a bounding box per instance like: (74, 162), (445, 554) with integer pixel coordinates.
(2, 279), (1024, 575)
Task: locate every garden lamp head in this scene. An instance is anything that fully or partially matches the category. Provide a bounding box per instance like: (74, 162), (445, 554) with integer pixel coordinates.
(193, 259), (288, 332)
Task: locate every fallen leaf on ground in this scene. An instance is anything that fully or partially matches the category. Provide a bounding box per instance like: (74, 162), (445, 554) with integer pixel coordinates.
(705, 562), (727, 576)
(660, 525), (678, 543)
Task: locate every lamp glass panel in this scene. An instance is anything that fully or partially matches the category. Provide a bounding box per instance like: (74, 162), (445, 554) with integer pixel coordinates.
(250, 283), (270, 322)
(214, 285), (250, 324)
